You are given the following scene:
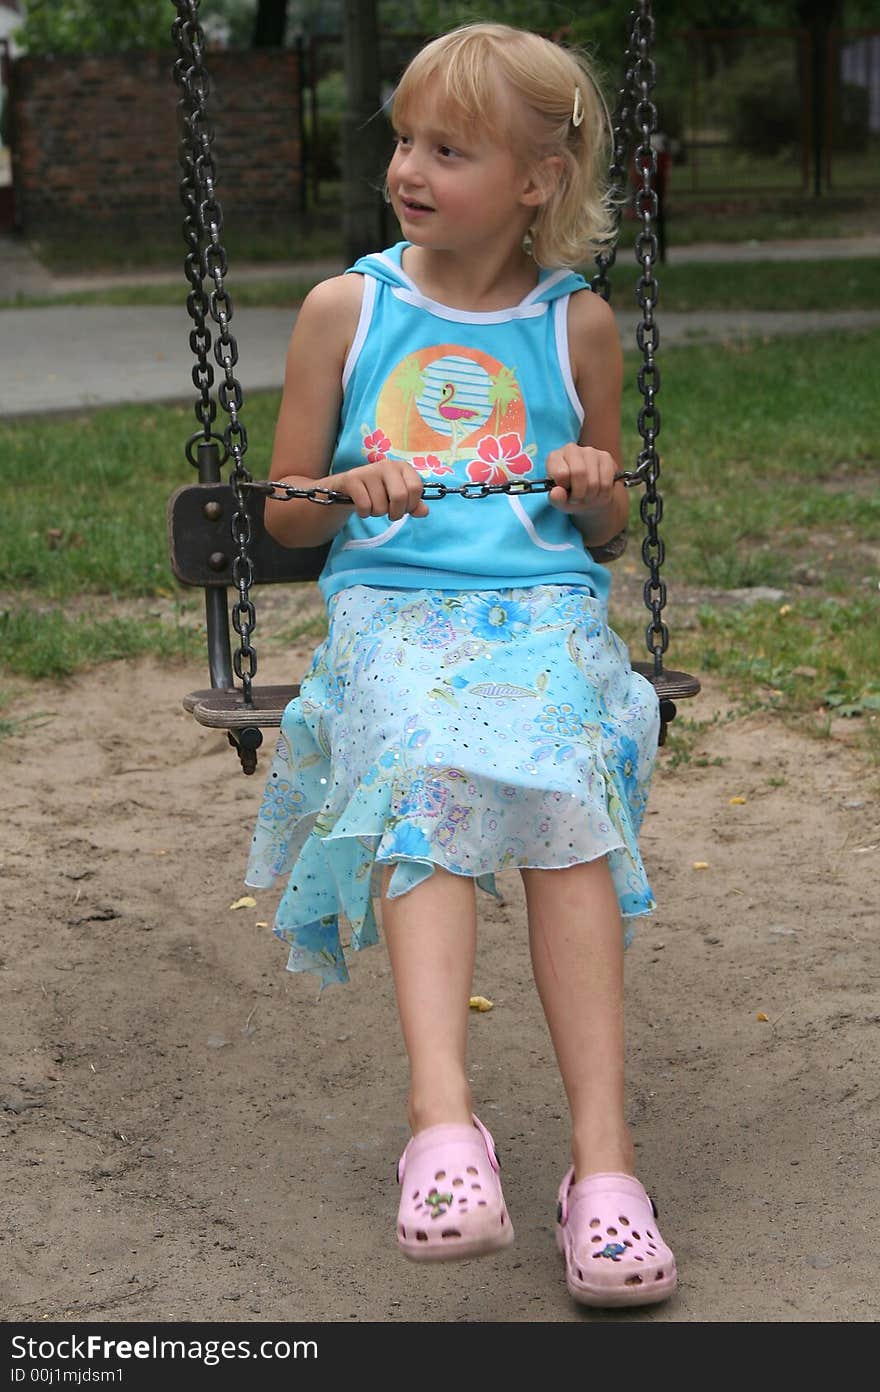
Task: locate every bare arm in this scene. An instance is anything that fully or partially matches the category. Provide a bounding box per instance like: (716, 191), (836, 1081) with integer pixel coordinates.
(265, 273), (428, 550)
(545, 288), (630, 548)
(263, 274), (360, 549)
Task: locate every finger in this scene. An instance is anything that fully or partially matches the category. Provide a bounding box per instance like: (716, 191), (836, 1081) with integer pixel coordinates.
(547, 483), (573, 510)
(356, 474), (390, 517)
(344, 476), (373, 517)
(384, 473), (411, 521)
(403, 465), (430, 517)
(592, 454), (618, 503)
(545, 449), (572, 492)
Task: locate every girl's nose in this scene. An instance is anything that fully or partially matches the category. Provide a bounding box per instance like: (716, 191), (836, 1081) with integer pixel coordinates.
(396, 142), (425, 182)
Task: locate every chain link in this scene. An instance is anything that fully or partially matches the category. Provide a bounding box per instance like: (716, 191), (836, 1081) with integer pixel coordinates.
(629, 2), (668, 674)
(591, 3), (667, 673)
(590, 14), (639, 305)
(245, 469), (644, 507)
(172, 0), (256, 704)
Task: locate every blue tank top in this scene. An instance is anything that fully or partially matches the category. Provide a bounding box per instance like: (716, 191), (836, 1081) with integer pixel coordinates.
(318, 242), (611, 608)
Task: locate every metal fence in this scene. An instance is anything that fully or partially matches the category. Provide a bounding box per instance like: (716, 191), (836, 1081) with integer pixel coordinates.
(672, 26), (880, 199)
(300, 25), (880, 212)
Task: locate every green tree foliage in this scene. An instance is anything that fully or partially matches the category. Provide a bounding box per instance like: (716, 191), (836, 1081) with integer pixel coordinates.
(14, 1), (262, 54)
(15, 0), (876, 56)
(14, 0), (172, 54)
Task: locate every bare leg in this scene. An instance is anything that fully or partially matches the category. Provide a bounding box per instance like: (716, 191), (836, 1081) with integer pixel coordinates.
(521, 858), (636, 1180)
(381, 865), (477, 1135)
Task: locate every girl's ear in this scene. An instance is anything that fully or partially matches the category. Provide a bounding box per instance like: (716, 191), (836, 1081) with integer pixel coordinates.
(520, 155), (564, 208)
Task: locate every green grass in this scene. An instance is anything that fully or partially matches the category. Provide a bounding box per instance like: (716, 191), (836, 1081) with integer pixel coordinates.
(650, 190), (880, 246)
(27, 213), (346, 276)
(0, 277), (324, 311)
(4, 257), (877, 314)
(2, 400), (278, 599)
(1, 328), (877, 760)
(610, 328), (879, 757)
(649, 258), (880, 313)
(0, 606), (201, 680)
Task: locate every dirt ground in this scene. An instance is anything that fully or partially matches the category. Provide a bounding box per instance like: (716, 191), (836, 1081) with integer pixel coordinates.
(1, 593), (878, 1326)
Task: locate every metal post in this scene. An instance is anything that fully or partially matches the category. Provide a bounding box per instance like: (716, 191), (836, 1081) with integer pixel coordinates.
(196, 441), (234, 691)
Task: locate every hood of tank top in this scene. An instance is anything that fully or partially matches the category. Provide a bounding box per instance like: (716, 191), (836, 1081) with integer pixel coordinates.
(346, 242), (588, 319)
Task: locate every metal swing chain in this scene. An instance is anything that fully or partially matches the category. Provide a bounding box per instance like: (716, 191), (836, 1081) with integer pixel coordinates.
(172, 6), (217, 463)
(629, 2), (669, 676)
(592, 3), (668, 676)
(590, 10), (640, 306)
(171, 0), (257, 705)
(245, 468), (643, 508)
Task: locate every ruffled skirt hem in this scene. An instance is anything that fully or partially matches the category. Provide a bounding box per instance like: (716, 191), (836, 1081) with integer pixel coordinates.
(246, 584), (659, 988)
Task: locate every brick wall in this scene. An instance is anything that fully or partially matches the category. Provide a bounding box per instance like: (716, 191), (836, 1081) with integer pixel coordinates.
(9, 47), (302, 235)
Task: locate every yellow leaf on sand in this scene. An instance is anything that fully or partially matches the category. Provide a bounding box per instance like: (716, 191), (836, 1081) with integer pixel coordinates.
(255, 921), (269, 929)
(756, 1012), (769, 1023)
(229, 895), (257, 910)
(728, 796), (747, 805)
(469, 995), (494, 1012)
(692, 861), (710, 870)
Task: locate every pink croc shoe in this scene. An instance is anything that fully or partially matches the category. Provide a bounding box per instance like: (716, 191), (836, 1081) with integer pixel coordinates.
(556, 1170), (677, 1307)
(396, 1115), (515, 1262)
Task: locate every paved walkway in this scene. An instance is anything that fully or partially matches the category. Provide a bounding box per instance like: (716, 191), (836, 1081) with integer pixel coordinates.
(1, 234), (878, 417)
(2, 302), (879, 418)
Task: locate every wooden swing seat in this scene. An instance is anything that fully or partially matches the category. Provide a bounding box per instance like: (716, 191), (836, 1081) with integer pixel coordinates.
(183, 664), (700, 729)
(169, 481), (700, 743)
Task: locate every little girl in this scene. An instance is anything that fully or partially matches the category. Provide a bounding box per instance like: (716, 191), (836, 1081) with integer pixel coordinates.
(246, 22), (676, 1308)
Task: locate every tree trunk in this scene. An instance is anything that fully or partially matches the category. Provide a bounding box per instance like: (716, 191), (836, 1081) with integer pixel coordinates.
(341, 0), (389, 263)
(796, 0), (844, 195)
(252, 0), (288, 48)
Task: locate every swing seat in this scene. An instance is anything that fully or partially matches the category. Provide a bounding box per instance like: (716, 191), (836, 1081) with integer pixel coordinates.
(168, 482), (699, 767)
(182, 669), (700, 729)
(182, 684), (301, 727)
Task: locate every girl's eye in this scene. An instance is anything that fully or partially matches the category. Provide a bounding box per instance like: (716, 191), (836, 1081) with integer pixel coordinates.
(437, 145), (459, 159)
(395, 134), (412, 148)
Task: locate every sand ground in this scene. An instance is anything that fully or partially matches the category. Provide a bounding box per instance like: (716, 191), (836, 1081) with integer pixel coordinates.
(2, 589), (877, 1325)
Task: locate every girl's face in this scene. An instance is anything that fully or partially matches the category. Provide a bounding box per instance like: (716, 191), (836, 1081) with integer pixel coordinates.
(388, 84), (537, 257)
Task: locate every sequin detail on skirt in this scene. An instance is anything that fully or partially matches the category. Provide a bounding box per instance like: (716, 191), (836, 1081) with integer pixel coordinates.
(246, 585), (659, 986)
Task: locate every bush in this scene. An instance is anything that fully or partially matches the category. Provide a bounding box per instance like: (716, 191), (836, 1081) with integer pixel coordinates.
(834, 80), (870, 153)
(725, 51), (802, 157)
(307, 69), (344, 183)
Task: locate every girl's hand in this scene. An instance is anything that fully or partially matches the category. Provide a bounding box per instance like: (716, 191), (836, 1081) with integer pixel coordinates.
(340, 459), (430, 522)
(545, 444), (619, 514)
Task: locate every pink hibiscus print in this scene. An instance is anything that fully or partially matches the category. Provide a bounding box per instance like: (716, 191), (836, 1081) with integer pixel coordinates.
(466, 433), (533, 486)
(362, 428), (391, 463)
(411, 454), (454, 476)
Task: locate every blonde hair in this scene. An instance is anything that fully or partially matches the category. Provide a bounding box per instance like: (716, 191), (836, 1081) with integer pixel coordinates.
(391, 23), (615, 269)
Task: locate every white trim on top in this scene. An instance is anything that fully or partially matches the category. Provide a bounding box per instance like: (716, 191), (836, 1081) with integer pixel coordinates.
(554, 296), (585, 425)
(520, 267), (570, 306)
(506, 494), (576, 551)
(342, 516), (409, 550)
(341, 273), (377, 392)
(391, 286), (548, 324)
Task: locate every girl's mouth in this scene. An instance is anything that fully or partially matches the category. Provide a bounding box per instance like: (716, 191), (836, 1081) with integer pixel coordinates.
(401, 197), (434, 214)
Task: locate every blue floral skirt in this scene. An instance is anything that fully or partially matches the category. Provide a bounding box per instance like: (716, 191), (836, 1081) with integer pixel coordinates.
(245, 584), (660, 986)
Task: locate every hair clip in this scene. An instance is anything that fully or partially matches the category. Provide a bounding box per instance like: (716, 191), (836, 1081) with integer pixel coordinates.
(572, 87), (584, 127)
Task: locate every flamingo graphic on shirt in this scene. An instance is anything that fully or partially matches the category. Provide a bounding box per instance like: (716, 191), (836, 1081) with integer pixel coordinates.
(346, 345), (575, 554)
(437, 382), (480, 423)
